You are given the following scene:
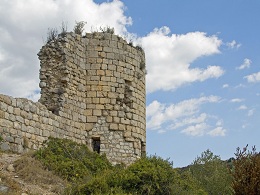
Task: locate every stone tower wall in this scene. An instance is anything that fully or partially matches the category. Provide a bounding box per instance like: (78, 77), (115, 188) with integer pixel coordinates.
(0, 32), (146, 165)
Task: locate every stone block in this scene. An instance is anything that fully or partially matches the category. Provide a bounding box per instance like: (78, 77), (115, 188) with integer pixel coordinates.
(0, 95), (11, 105)
(0, 102), (8, 111)
(93, 109), (102, 116)
(14, 137), (23, 145)
(106, 116), (112, 123)
(1, 142), (10, 151)
(87, 116), (97, 123)
(110, 111), (117, 117)
(103, 47), (112, 52)
(1, 119), (13, 127)
(7, 106), (14, 114)
(113, 117), (120, 123)
(5, 136), (14, 143)
(43, 130), (50, 137)
(118, 124), (125, 131)
(14, 122), (21, 130)
(90, 64), (101, 70)
(124, 131), (131, 138)
(107, 53), (114, 59)
(110, 123), (118, 130)
(0, 110), (4, 119)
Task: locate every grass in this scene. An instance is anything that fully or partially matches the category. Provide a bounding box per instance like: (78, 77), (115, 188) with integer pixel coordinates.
(14, 152), (65, 194)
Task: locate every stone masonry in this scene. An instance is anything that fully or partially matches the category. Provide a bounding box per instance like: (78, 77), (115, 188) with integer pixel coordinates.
(0, 32), (146, 165)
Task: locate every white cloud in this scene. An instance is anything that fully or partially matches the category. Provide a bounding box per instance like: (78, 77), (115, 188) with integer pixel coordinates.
(140, 27), (224, 93)
(238, 105), (248, 110)
(244, 72), (260, 83)
(0, 0), (226, 100)
(170, 113), (207, 130)
(226, 40), (241, 49)
(222, 84), (229, 88)
(230, 98), (244, 103)
(0, 0), (131, 99)
(146, 100), (166, 130)
(248, 109), (254, 117)
(146, 96), (226, 137)
(237, 58), (252, 70)
(158, 129), (166, 134)
(146, 95), (220, 130)
(181, 123), (208, 136)
(216, 120), (223, 126)
(235, 84), (246, 88)
(208, 127), (226, 137)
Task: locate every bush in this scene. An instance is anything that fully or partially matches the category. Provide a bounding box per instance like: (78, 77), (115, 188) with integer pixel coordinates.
(120, 156), (176, 195)
(70, 155), (187, 195)
(33, 138), (217, 194)
(46, 27), (58, 43)
(172, 170), (207, 195)
(231, 145), (260, 195)
(99, 26), (115, 34)
(74, 21), (86, 35)
(189, 149), (233, 194)
(35, 138), (112, 182)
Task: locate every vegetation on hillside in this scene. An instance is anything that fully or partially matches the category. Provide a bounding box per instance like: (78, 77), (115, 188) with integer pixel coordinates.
(3, 137), (258, 195)
(34, 138), (205, 194)
(188, 149), (233, 194)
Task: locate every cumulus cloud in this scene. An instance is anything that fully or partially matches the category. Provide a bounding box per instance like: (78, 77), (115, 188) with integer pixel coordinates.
(234, 84), (246, 88)
(248, 109), (254, 117)
(140, 27), (224, 93)
(244, 72), (260, 83)
(237, 58), (252, 70)
(0, 0), (131, 99)
(222, 84), (229, 88)
(170, 113), (207, 130)
(147, 96), (225, 136)
(0, 0), (226, 100)
(238, 105), (248, 110)
(226, 40), (241, 49)
(230, 98), (244, 103)
(208, 127), (226, 137)
(216, 120), (223, 126)
(181, 123), (208, 136)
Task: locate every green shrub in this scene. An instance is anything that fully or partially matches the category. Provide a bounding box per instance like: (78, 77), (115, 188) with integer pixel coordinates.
(34, 138), (221, 195)
(74, 21), (86, 35)
(189, 149), (233, 194)
(172, 170), (207, 195)
(119, 156), (177, 195)
(35, 138), (112, 182)
(231, 145), (260, 195)
(69, 155), (178, 195)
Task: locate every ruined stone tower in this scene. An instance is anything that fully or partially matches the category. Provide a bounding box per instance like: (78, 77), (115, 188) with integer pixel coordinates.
(37, 32), (146, 164)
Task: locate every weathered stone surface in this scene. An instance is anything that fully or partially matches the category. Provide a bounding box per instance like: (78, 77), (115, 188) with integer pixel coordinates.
(0, 142), (10, 151)
(0, 32), (146, 166)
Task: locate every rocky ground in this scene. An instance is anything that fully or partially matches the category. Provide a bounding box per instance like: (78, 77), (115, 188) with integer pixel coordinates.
(0, 152), (65, 195)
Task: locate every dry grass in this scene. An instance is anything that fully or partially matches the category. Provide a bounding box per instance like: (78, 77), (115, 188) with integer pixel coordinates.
(13, 152), (66, 194)
(0, 175), (21, 195)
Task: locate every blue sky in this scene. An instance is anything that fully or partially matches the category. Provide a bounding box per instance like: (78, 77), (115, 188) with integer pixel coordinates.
(0, 0), (259, 167)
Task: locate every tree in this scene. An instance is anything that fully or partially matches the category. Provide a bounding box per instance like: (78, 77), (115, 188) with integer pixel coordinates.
(231, 145), (260, 195)
(189, 149), (233, 194)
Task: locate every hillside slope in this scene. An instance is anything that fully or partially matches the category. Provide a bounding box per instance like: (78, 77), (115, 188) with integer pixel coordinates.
(0, 152), (65, 195)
